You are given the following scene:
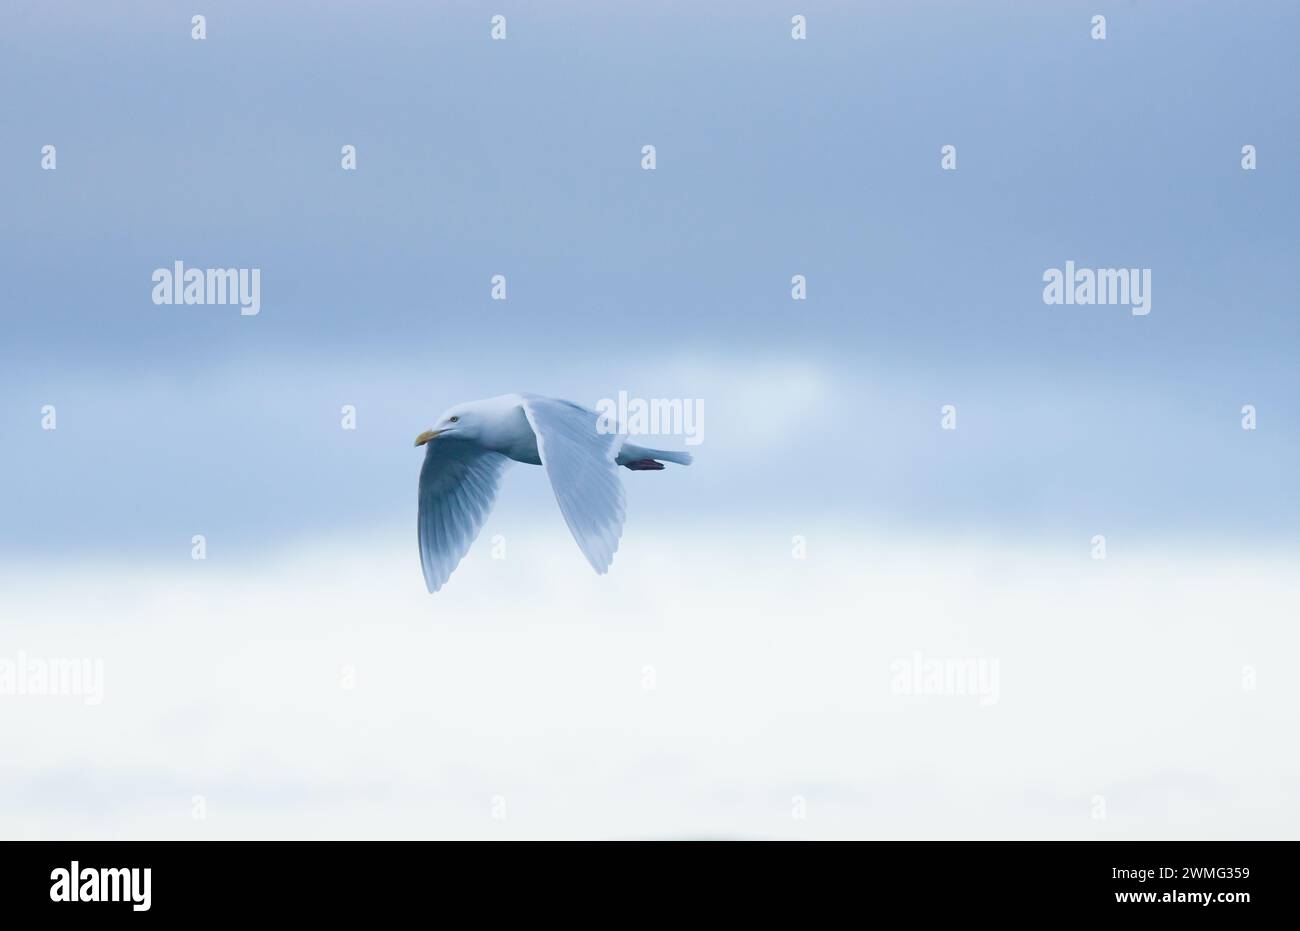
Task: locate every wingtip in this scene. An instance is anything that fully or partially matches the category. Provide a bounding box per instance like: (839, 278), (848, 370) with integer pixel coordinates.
(422, 566), (445, 594)
(586, 548), (617, 575)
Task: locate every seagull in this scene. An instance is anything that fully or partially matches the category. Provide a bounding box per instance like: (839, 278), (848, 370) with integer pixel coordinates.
(414, 393), (692, 592)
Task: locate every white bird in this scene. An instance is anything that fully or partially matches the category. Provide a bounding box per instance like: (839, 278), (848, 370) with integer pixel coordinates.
(414, 393), (692, 592)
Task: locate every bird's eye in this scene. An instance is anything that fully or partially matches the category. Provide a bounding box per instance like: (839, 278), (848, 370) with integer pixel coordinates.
(449, 416), (459, 423)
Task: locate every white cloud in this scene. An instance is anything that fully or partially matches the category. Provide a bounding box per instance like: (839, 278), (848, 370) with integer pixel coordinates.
(0, 526), (1295, 839)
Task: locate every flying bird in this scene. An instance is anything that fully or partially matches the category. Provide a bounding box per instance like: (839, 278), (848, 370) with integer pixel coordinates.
(414, 393), (692, 592)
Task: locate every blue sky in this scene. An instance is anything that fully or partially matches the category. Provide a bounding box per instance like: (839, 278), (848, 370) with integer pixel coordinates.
(1, 0), (1297, 558)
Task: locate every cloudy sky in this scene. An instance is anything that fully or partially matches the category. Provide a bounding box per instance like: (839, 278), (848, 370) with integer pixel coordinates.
(1, 1), (1296, 838)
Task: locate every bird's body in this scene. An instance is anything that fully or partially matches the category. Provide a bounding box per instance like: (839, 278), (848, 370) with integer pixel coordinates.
(445, 393), (542, 463)
(414, 393), (692, 592)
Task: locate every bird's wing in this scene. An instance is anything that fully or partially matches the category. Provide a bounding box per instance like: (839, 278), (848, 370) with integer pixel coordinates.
(520, 395), (626, 573)
(417, 439), (511, 592)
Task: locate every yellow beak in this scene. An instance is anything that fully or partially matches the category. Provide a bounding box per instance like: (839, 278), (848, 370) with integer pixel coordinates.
(414, 429), (440, 447)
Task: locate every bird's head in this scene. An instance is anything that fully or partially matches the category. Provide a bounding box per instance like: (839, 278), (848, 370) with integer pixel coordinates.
(415, 407), (477, 446)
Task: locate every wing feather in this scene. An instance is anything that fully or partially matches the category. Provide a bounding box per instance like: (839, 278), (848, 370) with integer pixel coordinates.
(520, 396), (626, 574)
(417, 439), (510, 592)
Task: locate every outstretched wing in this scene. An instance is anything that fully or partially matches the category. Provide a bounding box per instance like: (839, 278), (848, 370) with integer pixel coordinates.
(417, 439), (511, 592)
(520, 395), (626, 574)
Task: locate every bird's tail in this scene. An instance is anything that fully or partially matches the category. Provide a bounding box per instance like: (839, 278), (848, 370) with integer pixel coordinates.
(617, 443), (693, 467)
